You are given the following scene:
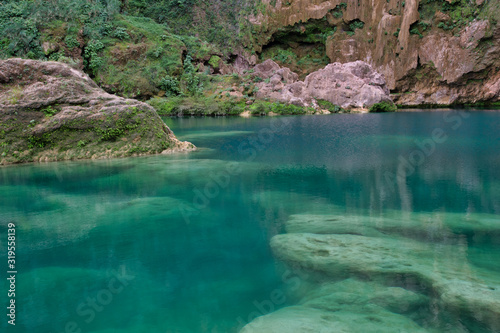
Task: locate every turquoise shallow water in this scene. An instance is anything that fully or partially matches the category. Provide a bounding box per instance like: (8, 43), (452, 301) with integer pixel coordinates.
(1, 110), (500, 332)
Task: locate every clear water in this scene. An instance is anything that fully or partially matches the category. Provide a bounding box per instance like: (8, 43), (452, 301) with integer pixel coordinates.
(0, 110), (499, 332)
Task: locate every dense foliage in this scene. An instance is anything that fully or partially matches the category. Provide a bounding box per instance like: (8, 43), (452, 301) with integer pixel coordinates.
(369, 102), (397, 113)
(0, 0), (258, 99)
(124, 0), (250, 51)
(0, 0), (120, 59)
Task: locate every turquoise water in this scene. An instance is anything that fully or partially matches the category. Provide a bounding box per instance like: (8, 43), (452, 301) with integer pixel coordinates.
(1, 110), (499, 332)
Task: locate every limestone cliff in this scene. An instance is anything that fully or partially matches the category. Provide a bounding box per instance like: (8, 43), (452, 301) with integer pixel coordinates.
(0, 59), (194, 165)
(252, 59), (393, 109)
(246, 0), (500, 106)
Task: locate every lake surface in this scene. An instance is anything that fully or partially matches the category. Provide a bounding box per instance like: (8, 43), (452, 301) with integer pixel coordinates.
(1, 110), (499, 332)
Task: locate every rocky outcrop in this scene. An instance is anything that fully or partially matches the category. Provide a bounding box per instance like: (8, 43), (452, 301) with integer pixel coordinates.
(254, 59), (393, 109)
(0, 58), (194, 165)
(394, 21), (500, 105)
(248, 0), (500, 106)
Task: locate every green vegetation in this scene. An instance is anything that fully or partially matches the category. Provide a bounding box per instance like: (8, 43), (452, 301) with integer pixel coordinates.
(330, 3), (347, 19)
(41, 105), (57, 117)
(125, 0), (249, 51)
(249, 100), (313, 115)
(159, 75), (181, 97)
(147, 97), (316, 116)
(2, 0), (496, 119)
(369, 102), (397, 113)
(259, 17), (334, 78)
(208, 55), (221, 69)
(148, 96), (246, 116)
(272, 17), (337, 45)
(0, 0), (120, 60)
(316, 99), (344, 113)
(344, 19), (365, 36)
(418, 0), (482, 31)
(437, 22), (456, 31)
(409, 22), (429, 39)
(0, 0), (252, 99)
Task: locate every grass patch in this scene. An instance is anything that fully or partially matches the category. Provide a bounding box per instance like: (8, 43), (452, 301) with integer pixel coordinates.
(148, 96), (246, 116)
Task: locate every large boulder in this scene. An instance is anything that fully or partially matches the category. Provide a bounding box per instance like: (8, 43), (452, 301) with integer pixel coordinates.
(0, 58), (194, 165)
(255, 60), (393, 109)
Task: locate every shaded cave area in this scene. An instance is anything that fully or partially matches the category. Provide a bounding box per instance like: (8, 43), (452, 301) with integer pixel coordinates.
(258, 18), (335, 79)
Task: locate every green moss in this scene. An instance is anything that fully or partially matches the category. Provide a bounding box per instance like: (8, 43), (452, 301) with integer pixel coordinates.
(208, 55), (221, 68)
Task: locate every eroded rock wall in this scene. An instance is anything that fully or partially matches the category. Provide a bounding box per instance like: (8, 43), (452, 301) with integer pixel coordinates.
(248, 0), (500, 105)
(253, 59), (393, 109)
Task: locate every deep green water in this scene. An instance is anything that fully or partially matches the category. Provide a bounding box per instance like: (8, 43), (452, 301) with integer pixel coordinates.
(1, 110), (500, 332)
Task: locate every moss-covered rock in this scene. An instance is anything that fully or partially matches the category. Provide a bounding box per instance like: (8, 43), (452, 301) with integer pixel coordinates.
(0, 58), (194, 165)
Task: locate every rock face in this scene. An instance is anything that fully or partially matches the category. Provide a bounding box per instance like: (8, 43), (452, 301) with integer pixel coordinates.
(254, 59), (393, 109)
(248, 0), (500, 106)
(0, 59), (194, 165)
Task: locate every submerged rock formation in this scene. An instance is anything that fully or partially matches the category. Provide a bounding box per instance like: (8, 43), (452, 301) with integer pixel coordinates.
(254, 59), (393, 109)
(0, 59), (194, 165)
(269, 232), (500, 330)
(241, 279), (429, 333)
(242, 212), (500, 332)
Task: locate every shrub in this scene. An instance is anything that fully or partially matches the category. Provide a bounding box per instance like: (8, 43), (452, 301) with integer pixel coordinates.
(272, 49), (296, 64)
(349, 20), (365, 31)
(147, 97), (180, 115)
(0, 0), (120, 59)
(369, 102), (397, 113)
(64, 35), (80, 49)
(208, 55), (221, 68)
(159, 75), (180, 97)
(84, 39), (105, 74)
(410, 28), (423, 38)
(112, 27), (129, 40)
(317, 99), (343, 113)
(438, 22), (455, 31)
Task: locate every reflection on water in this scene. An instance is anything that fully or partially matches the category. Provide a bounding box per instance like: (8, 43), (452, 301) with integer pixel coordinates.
(0, 110), (499, 332)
